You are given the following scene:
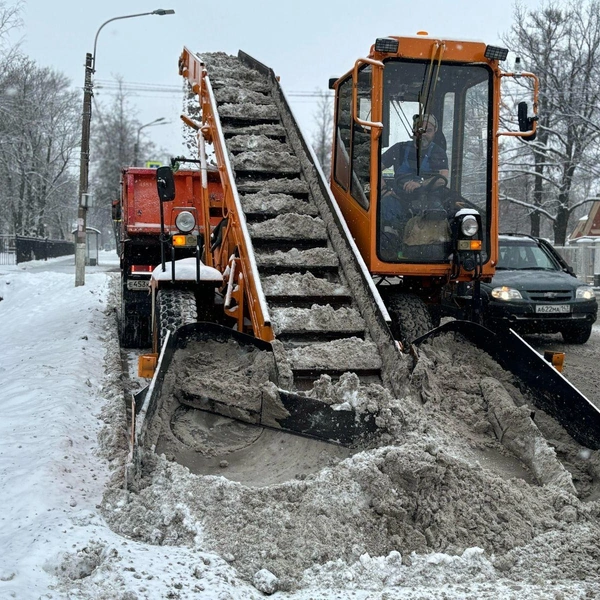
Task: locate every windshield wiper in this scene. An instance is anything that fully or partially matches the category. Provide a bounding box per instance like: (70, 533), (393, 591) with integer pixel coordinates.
(518, 266), (553, 271)
(415, 44), (445, 175)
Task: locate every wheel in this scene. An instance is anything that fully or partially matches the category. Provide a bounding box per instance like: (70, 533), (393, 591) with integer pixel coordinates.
(561, 324), (592, 344)
(393, 173), (418, 193)
(157, 288), (198, 347)
(120, 311), (151, 349)
(385, 292), (434, 348)
(421, 173), (448, 190)
(393, 173), (448, 196)
(119, 284), (152, 348)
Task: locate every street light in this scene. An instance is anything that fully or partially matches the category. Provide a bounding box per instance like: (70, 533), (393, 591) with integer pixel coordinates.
(75, 8), (175, 287)
(135, 117), (168, 167)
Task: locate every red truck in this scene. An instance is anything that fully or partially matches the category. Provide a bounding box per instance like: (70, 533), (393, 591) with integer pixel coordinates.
(115, 166), (224, 347)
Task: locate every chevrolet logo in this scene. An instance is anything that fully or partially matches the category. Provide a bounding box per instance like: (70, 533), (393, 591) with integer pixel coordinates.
(543, 292), (559, 298)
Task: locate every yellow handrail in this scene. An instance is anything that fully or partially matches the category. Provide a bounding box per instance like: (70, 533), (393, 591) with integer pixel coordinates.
(178, 47), (274, 341)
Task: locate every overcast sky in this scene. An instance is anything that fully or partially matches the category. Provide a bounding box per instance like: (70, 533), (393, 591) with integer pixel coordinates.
(12, 0), (543, 160)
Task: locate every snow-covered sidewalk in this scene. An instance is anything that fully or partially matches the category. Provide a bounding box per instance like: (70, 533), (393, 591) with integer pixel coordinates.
(0, 256), (266, 599)
(0, 261), (114, 595)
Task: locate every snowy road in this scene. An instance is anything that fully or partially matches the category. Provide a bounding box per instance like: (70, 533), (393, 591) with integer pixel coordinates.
(522, 327), (600, 407)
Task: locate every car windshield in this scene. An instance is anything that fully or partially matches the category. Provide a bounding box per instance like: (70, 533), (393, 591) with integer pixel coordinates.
(497, 240), (559, 270)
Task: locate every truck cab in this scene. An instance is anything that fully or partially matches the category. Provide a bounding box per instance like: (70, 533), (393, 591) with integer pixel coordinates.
(329, 36), (537, 336)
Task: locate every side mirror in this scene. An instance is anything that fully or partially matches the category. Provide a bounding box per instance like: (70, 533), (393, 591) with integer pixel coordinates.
(328, 77), (338, 90)
(156, 166), (176, 202)
(518, 101), (537, 140)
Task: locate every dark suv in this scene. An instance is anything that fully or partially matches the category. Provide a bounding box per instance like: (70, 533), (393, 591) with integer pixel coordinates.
(481, 234), (597, 343)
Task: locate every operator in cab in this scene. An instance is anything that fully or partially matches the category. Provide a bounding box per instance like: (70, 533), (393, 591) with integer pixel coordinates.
(379, 113), (451, 261)
(381, 113), (448, 194)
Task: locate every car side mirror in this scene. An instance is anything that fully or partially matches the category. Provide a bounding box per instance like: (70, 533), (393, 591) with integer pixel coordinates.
(156, 166), (176, 202)
(565, 265), (575, 276)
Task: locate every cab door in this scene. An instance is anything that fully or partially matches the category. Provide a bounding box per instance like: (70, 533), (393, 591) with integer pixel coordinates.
(330, 62), (381, 265)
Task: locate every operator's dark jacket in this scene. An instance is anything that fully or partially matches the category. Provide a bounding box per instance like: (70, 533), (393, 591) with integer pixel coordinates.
(382, 140), (448, 177)
(380, 141), (449, 227)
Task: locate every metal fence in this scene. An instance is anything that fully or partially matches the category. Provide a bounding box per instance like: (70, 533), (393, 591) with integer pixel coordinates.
(554, 242), (600, 286)
(3, 232), (599, 284)
(14, 236), (74, 264)
(0, 235), (16, 265)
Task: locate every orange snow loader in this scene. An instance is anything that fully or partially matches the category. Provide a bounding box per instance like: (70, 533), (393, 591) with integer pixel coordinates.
(125, 37), (600, 467)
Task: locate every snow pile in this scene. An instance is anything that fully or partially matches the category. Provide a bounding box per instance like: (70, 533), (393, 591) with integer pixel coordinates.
(262, 271), (348, 296)
(271, 305), (365, 336)
(228, 134), (289, 153)
(248, 213), (326, 239)
(104, 439), (586, 587)
(241, 192), (319, 216)
(233, 149), (300, 172)
(3, 255), (600, 599)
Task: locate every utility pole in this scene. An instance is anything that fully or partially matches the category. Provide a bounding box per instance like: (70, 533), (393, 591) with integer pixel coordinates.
(74, 8), (175, 287)
(75, 52), (93, 287)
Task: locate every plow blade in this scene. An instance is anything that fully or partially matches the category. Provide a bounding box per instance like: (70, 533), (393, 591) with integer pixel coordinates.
(133, 323), (377, 450)
(413, 320), (600, 450)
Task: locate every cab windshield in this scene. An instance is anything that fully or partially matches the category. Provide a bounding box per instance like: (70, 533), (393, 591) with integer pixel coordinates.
(378, 60), (492, 263)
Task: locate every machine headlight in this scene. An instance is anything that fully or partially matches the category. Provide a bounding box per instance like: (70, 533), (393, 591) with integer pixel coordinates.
(175, 210), (195, 233)
(491, 286), (523, 301)
(460, 215), (479, 237)
(576, 286), (595, 300)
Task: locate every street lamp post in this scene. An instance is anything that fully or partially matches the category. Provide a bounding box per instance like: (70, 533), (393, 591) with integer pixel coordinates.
(134, 117), (168, 167)
(75, 8), (175, 287)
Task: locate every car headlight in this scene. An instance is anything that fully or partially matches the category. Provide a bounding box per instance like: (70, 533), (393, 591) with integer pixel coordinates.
(460, 215), (479, 237)
(175, 210), (195, 233)
(576, 286), (595, 300)
(491, 286), (523, 300)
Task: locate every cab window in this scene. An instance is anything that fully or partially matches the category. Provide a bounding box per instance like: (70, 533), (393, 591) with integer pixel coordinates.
(333, 76), (352, 191)
(350, 65), (372, 210)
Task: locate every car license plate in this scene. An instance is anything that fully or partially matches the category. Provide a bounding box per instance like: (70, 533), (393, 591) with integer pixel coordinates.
(535, 304), (570, 314)
(127, 279), (149, 291)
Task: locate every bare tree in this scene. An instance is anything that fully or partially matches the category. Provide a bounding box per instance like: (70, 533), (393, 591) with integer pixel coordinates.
(501, 1), (600, 244)
(0, 3), (82, 239)
(89, 80), (156, 240)
(0, 0), (22, 56)
(0, 55), (80, 237)
(311, 90), (333, 179)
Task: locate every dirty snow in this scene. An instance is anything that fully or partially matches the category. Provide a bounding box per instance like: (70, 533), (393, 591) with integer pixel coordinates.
(237, 176), (309, 195)
(227, 134), (290, 154)
(270, 305), (365, 335)
(241, 192), (319, 216)
(248, 213), (326, 239)
(254, 247), (339, 270)
(233, 150), (300, 173)
(262, 271), (348, 296)
(2, 253), (600, 599)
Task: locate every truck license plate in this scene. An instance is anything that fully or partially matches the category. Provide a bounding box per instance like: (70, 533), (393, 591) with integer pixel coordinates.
(127, 279), (150, 291)
(535, 304), (570, 314)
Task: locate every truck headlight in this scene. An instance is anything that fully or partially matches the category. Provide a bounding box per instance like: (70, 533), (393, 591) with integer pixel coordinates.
(461, 215), (479, 237)
(576, 286), (595, 300)
(175, 210), (195, 233)
(491, 286), (523, 300)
